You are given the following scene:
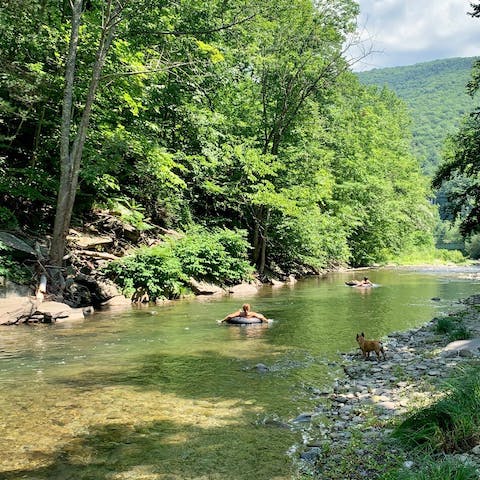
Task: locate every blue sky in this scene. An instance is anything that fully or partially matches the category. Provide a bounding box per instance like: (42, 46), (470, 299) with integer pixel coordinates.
(349, 0), (480, 71)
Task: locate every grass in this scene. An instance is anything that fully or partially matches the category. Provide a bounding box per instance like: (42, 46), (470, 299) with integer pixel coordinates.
(433, 316), (472, 342)
(389, 247), (467, 266)
(387, 457), (479, 480)
(393, 365), (480, 454)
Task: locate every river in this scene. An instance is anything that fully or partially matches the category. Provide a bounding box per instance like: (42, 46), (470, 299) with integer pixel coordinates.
(0, 267), (479, 479)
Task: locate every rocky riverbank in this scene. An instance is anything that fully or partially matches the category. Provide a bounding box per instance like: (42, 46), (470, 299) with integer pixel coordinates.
(295, 294), (480, 479)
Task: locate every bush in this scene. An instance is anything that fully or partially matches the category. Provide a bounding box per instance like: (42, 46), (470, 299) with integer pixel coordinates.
(434, 317), (455, 334)
(104, 244), (187, 301)
(393, 365), (480, 454)
(104, 227), (254, 300)
(0, 206), (18, 229)
(433, 317), (471, 341)
(465, 233), (480, 259)
(172, 227), (254, 286)
(448, 325), (472, 342)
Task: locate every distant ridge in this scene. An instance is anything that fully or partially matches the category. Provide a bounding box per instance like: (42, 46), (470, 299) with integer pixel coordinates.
(357, 57), (478, 175)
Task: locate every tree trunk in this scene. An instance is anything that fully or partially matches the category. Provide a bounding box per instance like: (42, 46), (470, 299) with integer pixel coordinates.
(50, 0), (122, 270)
(50, 0), (82, 267)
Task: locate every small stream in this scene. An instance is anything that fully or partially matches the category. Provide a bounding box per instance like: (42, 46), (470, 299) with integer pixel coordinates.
(1, 267), (479, 479)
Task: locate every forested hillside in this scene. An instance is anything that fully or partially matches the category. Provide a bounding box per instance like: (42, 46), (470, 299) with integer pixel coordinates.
(0, 0), (438, 298)
(357, 57), (477, 175)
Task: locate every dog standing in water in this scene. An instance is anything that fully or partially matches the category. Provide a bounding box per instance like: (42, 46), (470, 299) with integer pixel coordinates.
(356, 332), (386, 361)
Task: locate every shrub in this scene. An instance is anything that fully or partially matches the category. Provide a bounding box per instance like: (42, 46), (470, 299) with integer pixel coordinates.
(0, 206), (18, 229)
(448, 325), (472, 342)
(105, 244), (187, 301)
(433, 317), (471, 341)
(465, 233), (480, 259)
(104, 227), (254, 300)
(434, 317), (455, 334)
(0, 241), (32, 285)
(171, 227), (254, 286)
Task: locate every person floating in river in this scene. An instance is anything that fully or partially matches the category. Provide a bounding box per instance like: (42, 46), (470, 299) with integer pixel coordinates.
(345, 276), (374, 287)
(221, 303), (269, 323)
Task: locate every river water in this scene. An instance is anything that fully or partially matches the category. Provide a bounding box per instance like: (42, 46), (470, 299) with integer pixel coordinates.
(1, 267), (479, 479)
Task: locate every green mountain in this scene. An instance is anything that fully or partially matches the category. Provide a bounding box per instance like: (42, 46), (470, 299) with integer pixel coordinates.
(357, 57), (478, 175)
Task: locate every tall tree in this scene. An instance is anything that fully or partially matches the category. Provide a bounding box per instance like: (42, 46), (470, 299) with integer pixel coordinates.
(50, 0), (125, 267)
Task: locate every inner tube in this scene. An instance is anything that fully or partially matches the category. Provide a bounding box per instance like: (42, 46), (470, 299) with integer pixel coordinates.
(226, 316), (264, 324)
(345, 281), (360, 286)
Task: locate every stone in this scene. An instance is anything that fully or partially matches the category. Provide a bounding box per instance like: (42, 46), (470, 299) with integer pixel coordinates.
(255, 363), (269, 373)
(188, 278), (224, 296)
(442, 339), (480, 357)
(292, 413), (313, 423)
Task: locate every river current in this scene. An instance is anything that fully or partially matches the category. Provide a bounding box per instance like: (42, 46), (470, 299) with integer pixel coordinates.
(0, 267), (479, 479)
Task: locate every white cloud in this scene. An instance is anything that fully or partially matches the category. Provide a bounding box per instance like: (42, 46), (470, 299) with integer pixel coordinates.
(349, 0), (480, 71)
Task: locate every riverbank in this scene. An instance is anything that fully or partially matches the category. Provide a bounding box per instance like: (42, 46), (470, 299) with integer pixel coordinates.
(296, 294), (480, 479)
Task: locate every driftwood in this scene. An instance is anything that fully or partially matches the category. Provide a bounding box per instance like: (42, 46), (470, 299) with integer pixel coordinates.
(5, 310), (69, 325)
(0, 298), (67, 325)
(74, 249), (120, 260)
(0, 299), (86, 325)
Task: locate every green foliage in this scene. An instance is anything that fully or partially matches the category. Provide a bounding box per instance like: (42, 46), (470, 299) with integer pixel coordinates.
(0, 242), (32, 285)
(103, 197), (153, 232)
(0, 0), (438, 272)
(448, 325), (471, 342)
(434, 316), (471, 342)
(358, 57), (477, 175)
(172, 227), (254, 285)
(104, 228), (253, 300)
(390, 458), (478, 480)
(434, 317), (456, 334)
(465, 234), (480, 259)
(105, 243), (186, 301)
(433, 114), (480, 237)
(393, 365), (480, 454)
(0, 207), (18, 230)
(328, 75), (435, 266)
(391, 247), (466, 266)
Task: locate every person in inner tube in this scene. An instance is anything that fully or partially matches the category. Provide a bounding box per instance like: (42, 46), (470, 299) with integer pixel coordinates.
(359, 276), (373, 286)
(221, 303), (269, 323)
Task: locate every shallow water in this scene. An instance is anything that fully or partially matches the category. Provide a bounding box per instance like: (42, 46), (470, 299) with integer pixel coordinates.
(0, 267), (479, 479)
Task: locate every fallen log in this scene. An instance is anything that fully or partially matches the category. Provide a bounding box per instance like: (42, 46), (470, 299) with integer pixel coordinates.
(74, 250), (120, 260)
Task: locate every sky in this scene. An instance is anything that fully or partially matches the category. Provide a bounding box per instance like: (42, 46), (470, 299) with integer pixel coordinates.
(350, 0), (480, 71)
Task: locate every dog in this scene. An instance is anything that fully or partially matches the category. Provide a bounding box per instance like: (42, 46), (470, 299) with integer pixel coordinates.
(356, 332), (386, 361)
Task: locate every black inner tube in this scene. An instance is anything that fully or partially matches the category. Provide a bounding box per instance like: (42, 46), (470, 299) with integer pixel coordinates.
(225, 316), (263, 324)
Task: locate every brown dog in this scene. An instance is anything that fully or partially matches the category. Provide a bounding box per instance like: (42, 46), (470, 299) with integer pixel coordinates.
(356, 332), (386, 361)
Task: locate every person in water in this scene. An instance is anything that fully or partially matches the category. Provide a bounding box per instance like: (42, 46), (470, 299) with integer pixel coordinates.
(221, 303), (269, 323)
(359, 276), (373, 286)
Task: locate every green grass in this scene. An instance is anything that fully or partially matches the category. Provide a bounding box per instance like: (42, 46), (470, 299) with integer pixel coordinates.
(393, 365), (480, 454)
(387, 457), (478, 480)
(389, 247), (467, 266)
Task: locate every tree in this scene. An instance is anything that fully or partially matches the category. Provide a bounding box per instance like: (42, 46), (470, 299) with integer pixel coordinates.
(50, 0), (125, 267)
(432, 2), (480, 237)
(200, 0), (360, 272)
(433, 115), (480, 236)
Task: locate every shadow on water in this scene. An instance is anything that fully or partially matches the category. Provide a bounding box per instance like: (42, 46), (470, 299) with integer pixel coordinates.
(52, 349), (307, 404)
(0, 349), (304, 480)
(1, 417), (296, 480)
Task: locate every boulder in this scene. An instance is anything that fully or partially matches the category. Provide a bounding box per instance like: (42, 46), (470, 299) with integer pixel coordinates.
(188, 278), (224, 295)
(227, 283), (260, 295)
(441, 338), (480, 357)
